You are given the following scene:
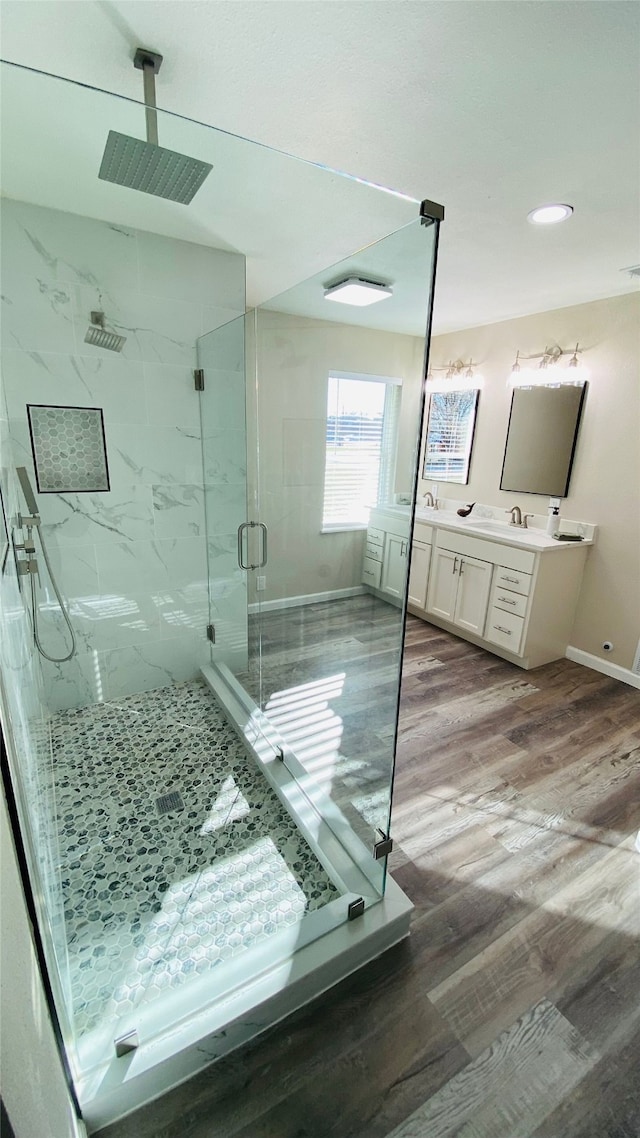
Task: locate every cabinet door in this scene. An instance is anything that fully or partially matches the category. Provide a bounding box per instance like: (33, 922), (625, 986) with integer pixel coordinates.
(426, 547), (459, 620)
(408, 541), (431, 610)
(381, 534), (407, 599)
(454, 554), (493, 634)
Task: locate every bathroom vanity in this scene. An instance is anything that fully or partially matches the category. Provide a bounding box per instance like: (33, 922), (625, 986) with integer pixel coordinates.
(363, 505), (594, 669)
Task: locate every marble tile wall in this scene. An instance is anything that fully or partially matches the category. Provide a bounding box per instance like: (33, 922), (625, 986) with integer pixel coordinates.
(0, 199), (246, 709)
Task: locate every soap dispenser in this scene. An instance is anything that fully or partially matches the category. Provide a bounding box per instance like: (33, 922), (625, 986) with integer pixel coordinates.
(546, 499), (561, 536)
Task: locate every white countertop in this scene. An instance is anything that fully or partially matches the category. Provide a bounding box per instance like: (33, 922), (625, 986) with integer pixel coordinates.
(413, 508), (593, 552)
(370, 504), (593, 554)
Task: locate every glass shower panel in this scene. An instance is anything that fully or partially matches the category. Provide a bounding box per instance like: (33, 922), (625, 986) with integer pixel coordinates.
(0, 415), (74, 1047)
(198, 315), (253, 679)
(1, 55), (441, 1126)
(254, 217), (438, 890)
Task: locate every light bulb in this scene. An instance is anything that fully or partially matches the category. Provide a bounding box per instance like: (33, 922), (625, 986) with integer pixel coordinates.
(527, 204), (574, 225)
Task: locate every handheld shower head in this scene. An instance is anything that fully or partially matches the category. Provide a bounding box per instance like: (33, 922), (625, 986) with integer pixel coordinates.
(98, 49), (212, 205)
(84, 311), (126, 353)
(16, 467), (40, 518)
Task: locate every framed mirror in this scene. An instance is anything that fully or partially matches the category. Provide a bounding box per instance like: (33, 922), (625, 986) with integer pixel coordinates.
(501, 382), (587, 496)
(422, 388), (480, 484)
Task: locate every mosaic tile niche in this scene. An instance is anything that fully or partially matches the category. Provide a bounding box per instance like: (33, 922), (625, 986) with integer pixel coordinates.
(28, 404), (110, 493)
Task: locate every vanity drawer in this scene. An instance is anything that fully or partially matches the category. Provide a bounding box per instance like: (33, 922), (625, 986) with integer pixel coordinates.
(366, 528), (385, 561)
(494, 566), (532, 596)
(492, 585), (528, 618)
(485, 607), (524, 654)
(362, 556), (382, 588)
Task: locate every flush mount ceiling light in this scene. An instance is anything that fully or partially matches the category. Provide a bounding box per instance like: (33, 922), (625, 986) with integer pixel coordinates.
(323, 277), (393, 306)
(527, 203), (574, 225)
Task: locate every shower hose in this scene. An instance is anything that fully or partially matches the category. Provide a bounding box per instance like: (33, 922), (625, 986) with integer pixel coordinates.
(28, 523), (77, 663)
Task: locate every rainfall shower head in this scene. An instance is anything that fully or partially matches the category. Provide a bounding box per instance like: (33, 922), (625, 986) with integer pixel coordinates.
(98, 49), (212, 205)
(84, 311), (127, 352)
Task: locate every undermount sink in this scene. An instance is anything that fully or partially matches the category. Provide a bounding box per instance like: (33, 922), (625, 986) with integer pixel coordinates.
(466, 519), (549, 542)
(466, 519), (514, 534)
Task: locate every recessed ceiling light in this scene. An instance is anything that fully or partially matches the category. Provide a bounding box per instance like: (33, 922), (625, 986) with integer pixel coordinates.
(527, 203), (574, 225)
(324, 277), (393, 306)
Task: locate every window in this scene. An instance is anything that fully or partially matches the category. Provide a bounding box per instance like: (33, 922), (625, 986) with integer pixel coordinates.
(322, 372), (401, 530)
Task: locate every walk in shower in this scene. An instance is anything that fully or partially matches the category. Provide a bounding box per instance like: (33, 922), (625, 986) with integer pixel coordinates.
(0, 59), (442, 1131)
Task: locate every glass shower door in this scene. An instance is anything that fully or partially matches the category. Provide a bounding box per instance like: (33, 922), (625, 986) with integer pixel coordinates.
(197, 314), (256, 685)
(197, 314), (379, 929)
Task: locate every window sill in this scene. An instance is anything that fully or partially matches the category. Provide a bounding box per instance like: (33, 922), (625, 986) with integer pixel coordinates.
(320, 524), (367, 535)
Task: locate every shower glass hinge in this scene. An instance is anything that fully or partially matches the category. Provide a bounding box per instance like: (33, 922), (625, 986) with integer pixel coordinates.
(348, 897), (365, 921)
(206, 623), (216, 643)
(373, 830), (394, 860)
(17, 557), (39, 576)
(114, 1029), (139, 1058)
(194, 368), (205, 391)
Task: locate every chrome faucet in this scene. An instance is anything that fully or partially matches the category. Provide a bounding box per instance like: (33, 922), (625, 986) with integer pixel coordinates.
(423, 491), (436, 508)
(506, 506), (534, 528)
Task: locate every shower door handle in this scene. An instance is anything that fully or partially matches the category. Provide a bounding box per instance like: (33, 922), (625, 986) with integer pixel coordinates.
(257, 523), (268, 568)
(237, 522), (268, 570)
(237, 523), (251, 570)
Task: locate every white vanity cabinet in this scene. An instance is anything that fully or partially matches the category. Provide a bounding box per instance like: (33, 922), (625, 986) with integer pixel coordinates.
(427, 547), (493, 635)
(381, 534), (409, 599)
(407, 521), (433, 610)
(362, 507), (412, 605)
(409, 522), (591, 669)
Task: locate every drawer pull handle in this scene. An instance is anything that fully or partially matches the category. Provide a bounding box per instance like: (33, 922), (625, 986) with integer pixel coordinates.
(499, 597), (517, 606)
(495, 625), (512, 635)
(502, 575), (519, 583)
(453, 557), (458, 574)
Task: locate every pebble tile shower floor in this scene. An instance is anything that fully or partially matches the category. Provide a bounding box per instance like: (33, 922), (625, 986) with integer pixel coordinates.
(50, 680), (339, 1039)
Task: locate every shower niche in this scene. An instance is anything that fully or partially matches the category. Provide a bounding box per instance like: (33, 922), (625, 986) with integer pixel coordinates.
(0, 58), (442, 1132)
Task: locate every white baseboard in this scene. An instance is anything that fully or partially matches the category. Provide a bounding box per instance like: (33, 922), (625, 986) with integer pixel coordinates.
(248, 585), (365, 614)
(565, 646), (640, 689)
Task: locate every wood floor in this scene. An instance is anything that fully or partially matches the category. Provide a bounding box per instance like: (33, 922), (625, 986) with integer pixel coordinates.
(97, 608), (640, 1138)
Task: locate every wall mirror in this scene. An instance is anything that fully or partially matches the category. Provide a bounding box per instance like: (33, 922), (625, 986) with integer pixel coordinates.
(500, 382), (587, 497)
(422, 388), (480, 484)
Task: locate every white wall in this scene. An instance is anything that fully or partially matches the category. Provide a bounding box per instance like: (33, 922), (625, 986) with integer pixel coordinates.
(421, 291), (640, 670)
(0, 199), (245, 708)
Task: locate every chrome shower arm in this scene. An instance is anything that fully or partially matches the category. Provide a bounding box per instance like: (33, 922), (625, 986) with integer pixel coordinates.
(134, 48), (163, 147)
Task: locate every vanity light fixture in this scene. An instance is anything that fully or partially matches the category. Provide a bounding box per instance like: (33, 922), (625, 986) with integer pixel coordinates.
(323, 277), (393, 306)
(509, 343), (589, 386)
(427, 358), (484, 392)
(527, 203), (574, 225)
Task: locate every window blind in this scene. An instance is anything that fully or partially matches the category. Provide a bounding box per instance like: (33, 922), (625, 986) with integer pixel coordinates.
(322, 375), (401, 528)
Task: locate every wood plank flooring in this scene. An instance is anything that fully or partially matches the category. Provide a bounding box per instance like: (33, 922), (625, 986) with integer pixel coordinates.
(97, 606), (640, 1138)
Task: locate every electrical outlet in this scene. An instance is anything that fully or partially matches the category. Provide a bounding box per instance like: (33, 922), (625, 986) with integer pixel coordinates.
(257, 575), (266, 592)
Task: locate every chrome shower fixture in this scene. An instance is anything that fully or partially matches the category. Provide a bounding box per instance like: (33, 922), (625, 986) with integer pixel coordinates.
(98, 48), (213, 205)
(84, 311), (127, 353)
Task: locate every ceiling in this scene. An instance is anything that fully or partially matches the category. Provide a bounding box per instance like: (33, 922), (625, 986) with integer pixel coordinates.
(1, 1), (638, 335)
